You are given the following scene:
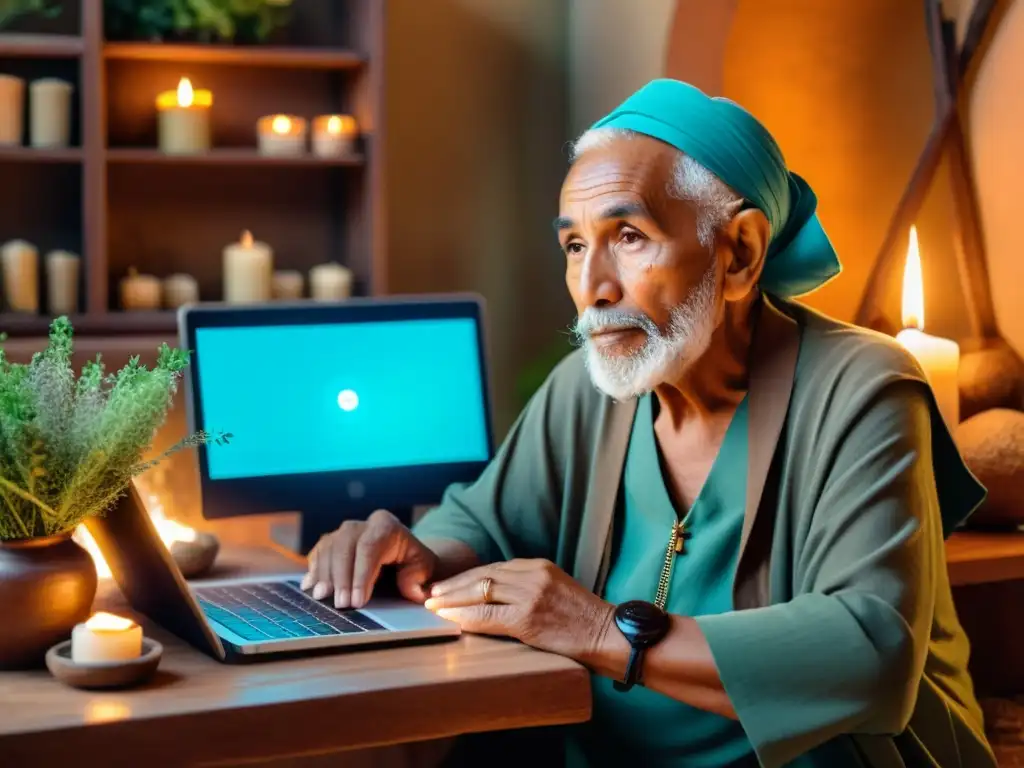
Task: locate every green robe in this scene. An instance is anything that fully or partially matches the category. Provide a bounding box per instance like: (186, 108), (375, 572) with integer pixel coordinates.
(413, 296), (995, 768)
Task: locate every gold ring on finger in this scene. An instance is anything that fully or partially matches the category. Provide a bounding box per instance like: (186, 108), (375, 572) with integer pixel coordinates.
(480, 577), (494, 604)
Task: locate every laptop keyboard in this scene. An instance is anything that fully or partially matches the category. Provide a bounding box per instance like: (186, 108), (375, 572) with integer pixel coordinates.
(195, 581), (387, 642)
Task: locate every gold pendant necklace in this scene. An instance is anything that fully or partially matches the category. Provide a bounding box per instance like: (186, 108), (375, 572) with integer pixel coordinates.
(654, 518), (690, 610)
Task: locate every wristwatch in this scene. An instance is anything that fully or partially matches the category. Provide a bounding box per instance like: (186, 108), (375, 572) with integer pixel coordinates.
(612, 600), (670, 692)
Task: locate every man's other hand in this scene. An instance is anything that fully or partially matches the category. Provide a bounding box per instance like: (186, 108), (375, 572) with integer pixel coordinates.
(302, 509), (439, 609)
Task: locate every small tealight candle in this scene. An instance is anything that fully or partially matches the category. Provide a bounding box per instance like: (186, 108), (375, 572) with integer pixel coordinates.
(157, 77), (213, 155)
(162, 273), (199, 309)
(309, 262), (353, 301)
(71, 612), (143, 664)
(272, 269), (304, 300)
(312, 114), (358, 158)
(120, 267), (162, 311)
(258, 114), (307, 157)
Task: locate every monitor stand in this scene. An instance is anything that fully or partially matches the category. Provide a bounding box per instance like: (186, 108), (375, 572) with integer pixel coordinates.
(271, 507), (415, 557)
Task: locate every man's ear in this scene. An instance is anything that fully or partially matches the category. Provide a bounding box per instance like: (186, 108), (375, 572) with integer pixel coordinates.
(718, 206), (769, 302)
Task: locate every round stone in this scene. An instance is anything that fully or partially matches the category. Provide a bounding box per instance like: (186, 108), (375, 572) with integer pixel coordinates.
(959, 341), (1024, 421)
(956, 409), (1024, 526)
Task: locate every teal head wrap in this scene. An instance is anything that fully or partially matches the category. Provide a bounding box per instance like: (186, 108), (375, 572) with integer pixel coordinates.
(589, 79), (841, 297)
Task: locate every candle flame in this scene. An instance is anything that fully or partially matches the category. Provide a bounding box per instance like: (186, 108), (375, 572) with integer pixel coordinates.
(272, 115), (292, 135)
(176, 77), (194, 108)
(74, 493), (196, 580)
(241, 230), (254, 248)
(86, 612), (136, 632)
(901, 226), (925, 331)
(327, 116), (342, 135)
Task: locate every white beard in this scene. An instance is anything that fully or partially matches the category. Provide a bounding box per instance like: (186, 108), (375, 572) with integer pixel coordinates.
(573, 259), (718, 401)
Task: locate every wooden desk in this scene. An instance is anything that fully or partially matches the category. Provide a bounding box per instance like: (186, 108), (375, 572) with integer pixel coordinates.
(0, 546), (591, 767)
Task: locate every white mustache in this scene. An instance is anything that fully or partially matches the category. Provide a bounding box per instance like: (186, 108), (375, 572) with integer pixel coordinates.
(573, 308), (660, 345)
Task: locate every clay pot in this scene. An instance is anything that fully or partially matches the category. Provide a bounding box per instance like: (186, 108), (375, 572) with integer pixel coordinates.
(956, 409), (1024, 528)
(0, 533), (97, 669)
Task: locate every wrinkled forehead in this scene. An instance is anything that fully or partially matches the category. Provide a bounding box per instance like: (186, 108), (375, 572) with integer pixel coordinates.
(560, 135), (679, 211)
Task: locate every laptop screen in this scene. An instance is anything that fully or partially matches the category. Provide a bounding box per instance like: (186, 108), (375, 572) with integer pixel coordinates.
(193, 318), (490, 480)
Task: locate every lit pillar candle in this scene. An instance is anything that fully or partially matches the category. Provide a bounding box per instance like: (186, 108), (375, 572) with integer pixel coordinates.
(45, 249), (80, 314)
(157, 77), (212, 155)
(895, 226), (960, 430)
(309, 262), (353, 301)
(1, 239), (39, 313)
(312, 114), (357, 158)
(71, 612), (143, 664)
(223, 230), (273, 303)
(29, 78), (73, 149)
(162, 273), (199, 309)
(120, 267), (162, 311)
(272, 269), (304, 300)
(258, 114), (306, 157)
(0, 75), (24, 146)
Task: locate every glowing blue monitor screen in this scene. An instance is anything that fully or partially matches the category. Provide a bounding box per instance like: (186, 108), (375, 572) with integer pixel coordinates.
(194, 319), (489, 480)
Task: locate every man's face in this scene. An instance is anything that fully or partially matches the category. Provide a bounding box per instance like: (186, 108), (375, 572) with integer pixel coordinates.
(557, 135), (720, 399)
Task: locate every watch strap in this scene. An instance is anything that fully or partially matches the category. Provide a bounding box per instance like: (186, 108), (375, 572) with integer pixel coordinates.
(613, 644), (644, 692)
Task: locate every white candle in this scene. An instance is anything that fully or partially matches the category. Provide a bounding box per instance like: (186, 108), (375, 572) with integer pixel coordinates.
(1, 239), (39, 312)
(45, 249), (80, 314)
(895, 226), (961, 431)
(157, 78), (212, 155)
(71, 612), (143, 664)
(272, 269), (304, 300)
(223, 230), (273, 303)
(309, 262), (353, 301)
(120, 267), (162, 311)
(258, 114), (306, 157)
(0, 75), (24, 146)
(312, 114), (357, 158)
(163, 273), (199, 309)
(29, 78), (73, 149)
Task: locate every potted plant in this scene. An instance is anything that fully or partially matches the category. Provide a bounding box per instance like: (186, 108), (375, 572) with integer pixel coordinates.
(0, 0), (60, 31)
(0, 317), (229, 668)
(103, 0), (293, 45)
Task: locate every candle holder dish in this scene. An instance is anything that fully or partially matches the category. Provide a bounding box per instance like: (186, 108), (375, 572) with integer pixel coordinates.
(46, 637), (163, 690)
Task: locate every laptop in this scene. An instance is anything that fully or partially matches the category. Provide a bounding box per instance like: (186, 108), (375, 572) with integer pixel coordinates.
(85, 482), (461, 661)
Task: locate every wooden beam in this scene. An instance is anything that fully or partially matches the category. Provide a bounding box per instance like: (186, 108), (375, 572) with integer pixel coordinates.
(853, 112), (953, 327)
(959, 0), (998, 77)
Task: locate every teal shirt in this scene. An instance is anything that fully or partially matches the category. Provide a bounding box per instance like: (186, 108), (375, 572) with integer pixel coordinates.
(568, 393), (755, 767)
(566, 393), (866, 768)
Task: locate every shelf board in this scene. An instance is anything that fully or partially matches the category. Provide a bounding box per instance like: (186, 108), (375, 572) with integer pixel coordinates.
(0, 33), (83, 58)
(106, 148), (365, 167)
(103, 42), (364, 70)
(0, 146), (83, 163)
(0, 312), (178, 339)
(947, 530), (1024, 586)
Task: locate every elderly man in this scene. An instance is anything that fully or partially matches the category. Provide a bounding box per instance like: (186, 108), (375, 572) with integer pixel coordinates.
(303, 80), (994, 767)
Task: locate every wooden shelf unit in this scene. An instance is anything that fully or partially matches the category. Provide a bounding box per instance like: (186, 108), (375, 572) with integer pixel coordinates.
(0, 33), (82, 58)
(0, 0), (385, 339)
(0, 146), (82, 163)
(103, 42), (365, 70)
(105, 148), (365, 167)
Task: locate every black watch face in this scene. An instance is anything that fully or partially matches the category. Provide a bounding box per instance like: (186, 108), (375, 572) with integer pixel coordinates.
(615, 600), (669, 645)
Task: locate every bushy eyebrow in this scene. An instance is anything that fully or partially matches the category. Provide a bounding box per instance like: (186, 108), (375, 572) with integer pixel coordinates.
(553, 202), (649, 233)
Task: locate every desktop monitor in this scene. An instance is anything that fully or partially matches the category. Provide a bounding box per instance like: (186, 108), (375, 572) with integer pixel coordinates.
(179, 295), (494, 553)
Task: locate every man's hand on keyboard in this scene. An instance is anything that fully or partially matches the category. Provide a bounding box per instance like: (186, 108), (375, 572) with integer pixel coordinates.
(301, 509), (439, 610)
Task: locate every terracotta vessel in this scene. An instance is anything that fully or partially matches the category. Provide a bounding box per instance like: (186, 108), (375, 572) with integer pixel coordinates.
(0, 533), (97, 669)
